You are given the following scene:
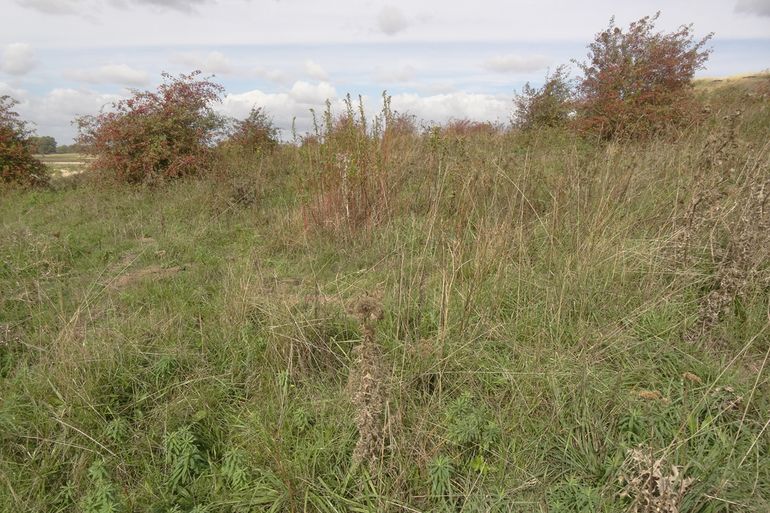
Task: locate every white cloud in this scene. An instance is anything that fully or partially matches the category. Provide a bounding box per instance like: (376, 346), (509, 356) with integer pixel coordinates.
(735, 0), (770, 16)
(1, 43), (38, 76)
(289, 80), (337, 104)
(4, 86), (123, 142)
(36, 88), (120, 119)
(220, 82), (342, 138)
(390, 91), (510, 124)
(172, 51), (234, 74)
(374, 64), (417, 83)
(304, 60), (329, 81)
(377, 5), (409, 35)
(0, 81), (28, 102)
(220, 90), (312, 138)
(415, 82), (457, 95)
(18, 0), (211, 15)
(64, 64), (149, 86)
(11, 79), (506, 143)
(124, 0), (210, 12)
(254, 67), (291, 84)
(16, 0), (82, 15)
(481, 54), (551, 73)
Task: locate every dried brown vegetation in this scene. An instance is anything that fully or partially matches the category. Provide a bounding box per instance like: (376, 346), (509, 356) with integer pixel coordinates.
(678, 110), (770, 345)
(347, 296), (388, 473)
(619, 446), (694, 513)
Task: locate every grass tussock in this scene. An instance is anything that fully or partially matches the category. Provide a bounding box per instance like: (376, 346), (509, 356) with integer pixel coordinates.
(1, 77), (770, 512)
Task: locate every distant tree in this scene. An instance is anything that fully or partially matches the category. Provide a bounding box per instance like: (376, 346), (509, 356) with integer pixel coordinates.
(227, 107), (279, 151)
(513, 65), (574, 130)
(0, 95), (48, 187)
(29, 135), (57, 154)
(76, 71), (226, 184)
(56, 143), (86, 154)
(574, 12), (713, 139)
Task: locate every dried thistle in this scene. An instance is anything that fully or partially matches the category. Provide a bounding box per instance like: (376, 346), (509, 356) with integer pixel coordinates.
(619, 445), (694, 513)
(673, 110), (742, 265)
(684, 167), (770, 344)
(674, 110), (770, 345)
(347, 295), (387, 473)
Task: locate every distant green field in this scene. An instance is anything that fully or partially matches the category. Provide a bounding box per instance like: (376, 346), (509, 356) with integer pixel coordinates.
(35, 153), (94, 177)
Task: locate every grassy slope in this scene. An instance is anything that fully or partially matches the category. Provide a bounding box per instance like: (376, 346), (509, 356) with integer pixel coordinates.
(1, 81), (769, 512)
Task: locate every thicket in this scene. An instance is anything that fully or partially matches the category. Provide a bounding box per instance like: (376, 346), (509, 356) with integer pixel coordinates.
(574, 13), (713, 138)
(516, 13), (713, 139)
(224, 107), (279, 153)
(513, 65), (574, 130)
(76, 71), (226, 184)
(0, 95), (48, 187)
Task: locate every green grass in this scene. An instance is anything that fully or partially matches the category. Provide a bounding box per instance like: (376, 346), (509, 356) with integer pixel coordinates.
(2, 85), (769, 512)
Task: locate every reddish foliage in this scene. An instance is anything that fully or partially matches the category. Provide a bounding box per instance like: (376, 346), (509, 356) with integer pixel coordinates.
(385, 112), (418, 138)
(302, 95), (392, 237)
(575, 13), (713, 139)
(440, 119), (501, 138)
(76, 71), (225, 184)
(0, 95), (48, 187)
(226, 107), (279, 151)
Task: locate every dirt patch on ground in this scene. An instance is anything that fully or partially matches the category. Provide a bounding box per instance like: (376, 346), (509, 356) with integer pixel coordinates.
(110, 265), (183, 289)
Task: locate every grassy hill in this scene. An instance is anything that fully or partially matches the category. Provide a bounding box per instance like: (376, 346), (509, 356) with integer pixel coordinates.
(694, 70), (770, 94)
(1, 78), (769, 512)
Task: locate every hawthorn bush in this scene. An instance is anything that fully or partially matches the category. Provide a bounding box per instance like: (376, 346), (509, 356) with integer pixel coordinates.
(76, 71), (225, 184)
(575, 13), (713, 139)
(0, 95), (48, 187)
(226, 107), (279, 152)
(513, 65), (574, 130)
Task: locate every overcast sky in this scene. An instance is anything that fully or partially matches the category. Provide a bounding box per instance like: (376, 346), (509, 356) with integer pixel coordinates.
(2, 0), (769, 143)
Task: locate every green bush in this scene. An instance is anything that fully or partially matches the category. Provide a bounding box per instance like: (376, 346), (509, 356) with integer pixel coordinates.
(0, 95), (48, 187)
(513, 65), (574, 130)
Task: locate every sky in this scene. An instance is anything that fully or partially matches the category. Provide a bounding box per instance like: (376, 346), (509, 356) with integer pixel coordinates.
(1, 0), (769, 143)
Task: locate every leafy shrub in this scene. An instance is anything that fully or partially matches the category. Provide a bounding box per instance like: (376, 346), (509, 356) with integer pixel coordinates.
(164, 425), (205, 491)
(0, 95), (48, 187)
(575, 13), (713, 139)
(445, 393), (500, 453)
(226, 106), (279, 152)
(76, 71), (225, 184)
(514, 65), (574, 130)
(81, 460), (123, 513)
(429, 454), (453, 510)
(220, 448), (250, 491)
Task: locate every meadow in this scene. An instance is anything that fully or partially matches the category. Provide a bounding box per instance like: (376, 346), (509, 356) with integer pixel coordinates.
(34, 153), (94, 178)
(1, 76), (769, 512)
